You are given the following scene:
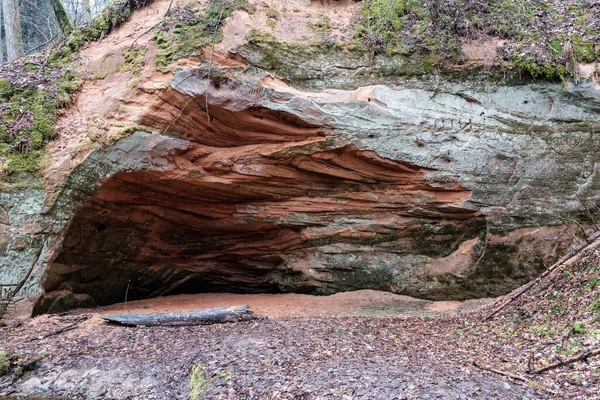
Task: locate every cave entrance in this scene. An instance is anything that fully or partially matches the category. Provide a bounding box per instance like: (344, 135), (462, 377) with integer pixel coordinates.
(38, 137), (486, 314)
(42, 170), (293, 310)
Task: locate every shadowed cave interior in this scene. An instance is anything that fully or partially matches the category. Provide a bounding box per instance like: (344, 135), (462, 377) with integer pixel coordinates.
(35, 99), (489, 314)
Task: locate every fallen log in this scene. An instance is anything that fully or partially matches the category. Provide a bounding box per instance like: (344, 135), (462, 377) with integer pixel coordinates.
(100, 305), (260, 327)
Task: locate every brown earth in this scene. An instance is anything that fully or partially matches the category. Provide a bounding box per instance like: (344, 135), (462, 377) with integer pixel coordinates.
(0, 292), (544, 400)
(1, 277), (598, 399)
(91, 289), (491, 318)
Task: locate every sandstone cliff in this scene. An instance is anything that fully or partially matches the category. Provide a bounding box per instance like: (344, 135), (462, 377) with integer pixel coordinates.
(1, 0), (599, 321)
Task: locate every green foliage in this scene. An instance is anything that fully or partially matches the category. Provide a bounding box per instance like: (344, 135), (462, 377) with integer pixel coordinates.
(0, 350), (10, 376)
(572, 321), (586, 335)
(189, 365), (211, 400)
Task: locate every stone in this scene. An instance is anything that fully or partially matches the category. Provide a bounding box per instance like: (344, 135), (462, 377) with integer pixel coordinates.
(0, 0), (599, 321)
(32, 290), (97, 315)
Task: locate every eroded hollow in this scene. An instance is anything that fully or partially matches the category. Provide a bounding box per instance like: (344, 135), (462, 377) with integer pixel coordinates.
(36, 90), (488, 314)
(40, 143), (485, 310)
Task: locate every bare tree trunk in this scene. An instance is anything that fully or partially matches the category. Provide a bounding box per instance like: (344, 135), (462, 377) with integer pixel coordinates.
(0, 2), (5, 64)
(83, 0), (92, 22)
(2, 0), (23, 61)
(50, 0), (72, 35)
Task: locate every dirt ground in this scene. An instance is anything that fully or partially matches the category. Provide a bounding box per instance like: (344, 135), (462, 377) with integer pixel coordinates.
(0, 289), (581, 400)
(93, 289), (490, 318)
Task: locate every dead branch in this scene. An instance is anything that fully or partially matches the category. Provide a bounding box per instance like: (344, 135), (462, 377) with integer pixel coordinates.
(485, 229), (600, 320)
(472, 361), (529, 382)
(161, 95), (198, 135)
(533, 348), (600, 374)
(28, 316), (89, 341)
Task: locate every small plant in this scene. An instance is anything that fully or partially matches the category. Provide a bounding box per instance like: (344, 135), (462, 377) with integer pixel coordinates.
(0, 350), (11, 376)
(572, 321), (586, 335)
(531, 325), (556, 337)
(590, 296), (600, 314)
(189, 364), (212, 400)
(551, 305), (563, 315)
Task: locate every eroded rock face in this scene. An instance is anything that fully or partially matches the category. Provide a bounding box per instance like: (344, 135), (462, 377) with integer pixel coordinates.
(15, 74), (596, 312)
(1, 2), (600, 320)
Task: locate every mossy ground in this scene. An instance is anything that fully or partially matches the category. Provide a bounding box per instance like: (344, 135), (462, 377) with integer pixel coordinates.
(0, 350), (10, 376)
(0, 65), (81, 179)
(189, 364), (212, 400)
(352, 0), (599, 80)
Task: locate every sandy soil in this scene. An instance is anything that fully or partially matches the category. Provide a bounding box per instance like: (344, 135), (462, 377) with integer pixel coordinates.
(91, 290), (492, 318)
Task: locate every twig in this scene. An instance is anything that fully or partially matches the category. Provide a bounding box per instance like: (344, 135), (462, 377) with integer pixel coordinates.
(576, 192), (599, 230)
(566, 218), (590, 243)
(18, 34), (60, 58)
(124, 279), (131, 311)
(29, 316), (89, 341)
(485, 229), (600, 320)
(556, 215), (582, 243)
(161, 95), (198, 135)
(533, 348), (600, 374)
(473, 235), (488, 267)
(472, 361), (529, 382)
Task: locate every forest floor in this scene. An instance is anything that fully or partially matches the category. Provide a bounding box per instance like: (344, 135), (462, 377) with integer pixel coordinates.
(1, 248), (600, 399)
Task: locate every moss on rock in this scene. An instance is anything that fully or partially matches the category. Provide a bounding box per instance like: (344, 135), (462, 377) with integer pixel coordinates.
(154, 0), (253, 69)
(351, 0), (599, 80)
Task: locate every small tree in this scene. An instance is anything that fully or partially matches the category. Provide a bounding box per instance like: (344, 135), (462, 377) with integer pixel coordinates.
(2, 0), (24, 61)
(50, 0), (73, 36)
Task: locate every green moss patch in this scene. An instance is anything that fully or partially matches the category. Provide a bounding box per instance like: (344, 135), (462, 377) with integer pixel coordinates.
(351, 0), (600, 80)
(118, 46), (148, 75)
(0, 64), (81, 177)
(154, 0), (254, 69)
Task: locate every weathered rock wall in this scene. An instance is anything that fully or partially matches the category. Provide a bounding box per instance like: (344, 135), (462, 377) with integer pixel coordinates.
(1, 0), (599, 321)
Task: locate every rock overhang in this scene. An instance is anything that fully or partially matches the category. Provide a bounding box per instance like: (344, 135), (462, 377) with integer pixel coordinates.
(1, 31), (600, 319)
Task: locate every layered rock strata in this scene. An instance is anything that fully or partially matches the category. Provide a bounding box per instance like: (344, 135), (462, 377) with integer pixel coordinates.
(1, 0), (600, 320)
